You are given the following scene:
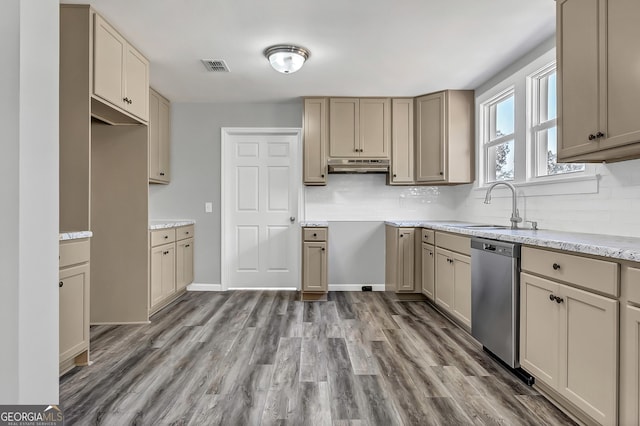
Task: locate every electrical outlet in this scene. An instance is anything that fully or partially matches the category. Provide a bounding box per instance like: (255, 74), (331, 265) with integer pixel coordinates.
(205, 202), (213, 213)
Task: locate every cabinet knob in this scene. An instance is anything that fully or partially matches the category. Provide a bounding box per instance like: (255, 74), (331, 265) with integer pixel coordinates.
(159, 172), (165, 176)
(549, 294), (555, 301)
(400, 234), (403, 238)
(59, 281), (63, 288)
(439, 172), (444, 175)
(321, 174), (325, 178)
(393, 174), (397, 178)
(164, 235), (169, 239)
(321, 247), (325, 251)
(429, 252), (433, 257)
(552, 263), (561, 270)
(185, 244), (190, 248)
(555, 296), (564, 304)
(588, 134), (597, 141)
(596, 131), (605, 138)
(313, 233), (317, 237)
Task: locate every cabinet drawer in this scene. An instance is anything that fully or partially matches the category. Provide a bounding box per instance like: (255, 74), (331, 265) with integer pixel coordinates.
(176, 225), (194, 241)
(59, 239), (90, 268)
(150, 228), (176, 247)
(435, 232), (470, 256)
(422, 229), (435, 244)
(522, 246), (619, 297)
(625, 265), (640, 305)
(303, 228), (327, 242)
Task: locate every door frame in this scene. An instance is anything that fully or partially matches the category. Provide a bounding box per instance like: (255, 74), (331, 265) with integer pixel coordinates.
(220, 127), (304, 291)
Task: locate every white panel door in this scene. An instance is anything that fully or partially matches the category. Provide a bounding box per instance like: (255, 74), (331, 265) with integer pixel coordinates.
(223, 129), (300, 289)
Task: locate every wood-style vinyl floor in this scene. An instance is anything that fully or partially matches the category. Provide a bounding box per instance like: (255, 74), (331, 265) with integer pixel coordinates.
(60, 291), (576, 425)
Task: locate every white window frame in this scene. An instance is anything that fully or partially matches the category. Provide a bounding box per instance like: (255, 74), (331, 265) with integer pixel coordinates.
(482, 87), (515, 184)
(526, 62), (587, 183)
(476, 46), (597, 196)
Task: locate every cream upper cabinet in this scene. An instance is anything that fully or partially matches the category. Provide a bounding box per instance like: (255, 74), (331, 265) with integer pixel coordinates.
(415, 90), (474, 184)
(389, 98), (414, 184)
(303, 98), (328, 185)
(329, 98), (390, 158)
(558, 0), (640, 162)
(149, 88), (171, 184)
(93, 13), (149, 122)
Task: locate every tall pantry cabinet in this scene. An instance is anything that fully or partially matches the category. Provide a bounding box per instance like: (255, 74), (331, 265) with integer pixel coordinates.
(60, 4), (150, 324)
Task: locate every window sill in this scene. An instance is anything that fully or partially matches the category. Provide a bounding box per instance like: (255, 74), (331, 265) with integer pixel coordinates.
(473, 173), (599, 198)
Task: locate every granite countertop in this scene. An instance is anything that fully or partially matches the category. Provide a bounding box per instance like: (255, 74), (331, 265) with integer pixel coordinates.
(300, 221), (329, 227)
(385, 220), (640, 262)
(59, 231), (93, 241)
(149, 220), (196, 230)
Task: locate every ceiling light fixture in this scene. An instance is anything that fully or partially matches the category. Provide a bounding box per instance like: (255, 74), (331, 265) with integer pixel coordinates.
(264, 45), (310, 74)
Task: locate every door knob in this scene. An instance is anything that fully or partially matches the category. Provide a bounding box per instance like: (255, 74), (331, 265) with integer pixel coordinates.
(290, 216), (295, 223)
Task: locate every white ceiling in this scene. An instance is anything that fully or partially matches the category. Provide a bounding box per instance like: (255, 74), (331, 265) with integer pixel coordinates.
(62, 0), (556, 103)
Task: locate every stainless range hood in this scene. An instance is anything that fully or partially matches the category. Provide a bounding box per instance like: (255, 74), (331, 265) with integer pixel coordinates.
(327, 158), (390, 173)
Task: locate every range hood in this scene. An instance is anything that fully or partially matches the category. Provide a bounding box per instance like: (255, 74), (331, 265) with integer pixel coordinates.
(327, 158), (390, 173)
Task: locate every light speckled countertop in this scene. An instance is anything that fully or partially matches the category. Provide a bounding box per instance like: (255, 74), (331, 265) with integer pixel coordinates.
(59, 231), (93, 241)
(300, 221), (329, 227)
(385, 220), (640, 262)
(149, 220), (196, 230)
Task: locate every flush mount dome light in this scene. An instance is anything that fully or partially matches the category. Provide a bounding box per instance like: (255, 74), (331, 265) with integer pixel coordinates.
(264, 45), (310, 74)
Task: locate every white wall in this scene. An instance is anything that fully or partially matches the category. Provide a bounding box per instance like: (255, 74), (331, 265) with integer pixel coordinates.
(305, 174), (458, 221)
(149, 101), (303, 285)
(0, 0), (59, 404)
(454, 36), (640, 238)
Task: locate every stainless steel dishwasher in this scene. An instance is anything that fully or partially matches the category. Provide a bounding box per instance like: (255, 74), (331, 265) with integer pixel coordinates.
(471, 237), (532, 384)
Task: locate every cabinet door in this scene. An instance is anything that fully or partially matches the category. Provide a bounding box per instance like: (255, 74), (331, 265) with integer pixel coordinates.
(557, 0), (605, 160)
(390, 98), (414, 184)
(329, 98), (359, 157)
(359, 98), (390, 158)
(421, 243), (435, 300)
(93, 13), (125, 109)
(150, 243), (175, 308)
(416, 92), (446, 182)
(559, 283), (618, 426)
(124, 45), (149, 121)
(623, 304), (640, 426)
(303, 98), (327, 184)
(435, 248), (454, 310)
(158, 96), (171, 181)
(396, 229), (415, 292)
(149, 90), (161, 181)
(302, 241), (327, 292)
(176, 238), (194, 291)
(452, 252), (471, 328)
(601, 0), (640, 149)
(520, 273), (560, 388)
(59, 264), (89, 363)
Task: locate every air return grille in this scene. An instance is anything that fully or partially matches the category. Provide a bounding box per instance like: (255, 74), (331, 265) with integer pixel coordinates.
(201, 59), (230, 72)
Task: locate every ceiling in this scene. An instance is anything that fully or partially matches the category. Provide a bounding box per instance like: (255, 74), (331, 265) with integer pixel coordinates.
(62, 0), (556, 104)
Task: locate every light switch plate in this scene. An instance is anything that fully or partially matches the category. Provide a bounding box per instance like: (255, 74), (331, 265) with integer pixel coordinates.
(205, 202), (213, 213)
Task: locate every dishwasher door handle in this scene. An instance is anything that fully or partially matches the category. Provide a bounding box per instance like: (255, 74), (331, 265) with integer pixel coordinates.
(483, 243), (497, 251)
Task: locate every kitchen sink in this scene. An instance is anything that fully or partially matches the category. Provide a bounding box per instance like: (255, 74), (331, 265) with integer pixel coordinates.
(463, 224), (510, 230)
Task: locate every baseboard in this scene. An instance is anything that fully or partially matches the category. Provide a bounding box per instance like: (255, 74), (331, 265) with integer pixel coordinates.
(90, 321), (151, 325)
(227, 287), (298, 291)
(187, 283), (222, 291)
(328, 284), (385, 291)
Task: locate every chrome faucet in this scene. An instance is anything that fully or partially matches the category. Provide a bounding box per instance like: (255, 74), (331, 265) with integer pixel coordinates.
(484, 182), (522, 229)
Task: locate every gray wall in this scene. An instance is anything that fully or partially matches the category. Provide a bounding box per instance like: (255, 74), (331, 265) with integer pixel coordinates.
(149, 101), (303, 285)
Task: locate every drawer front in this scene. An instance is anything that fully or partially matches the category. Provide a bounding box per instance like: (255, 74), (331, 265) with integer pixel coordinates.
(422, 229), (435, 244)
(303, 227), (328, 242)
(521, 246), (619, 297)
(625, 265), (640, 305)
(176, 225), (194, 241)
(59, 239), (90, 268)
(435, 232), (470, 256)
(151, 228), (176, 247)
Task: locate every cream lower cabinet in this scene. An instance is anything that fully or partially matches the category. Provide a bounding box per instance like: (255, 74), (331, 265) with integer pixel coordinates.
(520, 247), (619, 426)
(621, 265), (640, 426)
(301, 227), (328, 296)
(433, 232), (471, 329)
(385, 226), (421, 294)
(149, 225), (194, 314)
(421, 242), (435, 300)
(59, 238), (91, 375)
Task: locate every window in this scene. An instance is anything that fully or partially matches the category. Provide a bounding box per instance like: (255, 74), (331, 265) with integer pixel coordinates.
(483, 89), (515, 182)
(529, 64), (584, 177)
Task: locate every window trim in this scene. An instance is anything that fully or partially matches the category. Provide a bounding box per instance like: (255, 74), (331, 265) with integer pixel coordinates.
(481, 86), (515, 184)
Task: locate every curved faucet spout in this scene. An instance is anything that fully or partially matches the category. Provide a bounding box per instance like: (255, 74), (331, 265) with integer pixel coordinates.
(483, 182), (522, 229)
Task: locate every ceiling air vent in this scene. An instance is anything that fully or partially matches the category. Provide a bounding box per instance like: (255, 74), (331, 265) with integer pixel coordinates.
(201, 59), (230, 72)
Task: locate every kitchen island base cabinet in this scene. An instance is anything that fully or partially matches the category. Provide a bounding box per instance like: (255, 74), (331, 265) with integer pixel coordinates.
(59, 239), (90, 376)
(301, 227), (328, 299)
(520, 271), (618, 426)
